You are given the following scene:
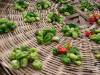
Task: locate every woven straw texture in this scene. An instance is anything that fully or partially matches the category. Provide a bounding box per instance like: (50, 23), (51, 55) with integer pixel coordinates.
(0, 0), (100, 75)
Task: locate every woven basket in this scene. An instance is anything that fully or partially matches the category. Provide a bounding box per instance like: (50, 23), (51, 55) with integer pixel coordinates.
(0, 0), (100, 75)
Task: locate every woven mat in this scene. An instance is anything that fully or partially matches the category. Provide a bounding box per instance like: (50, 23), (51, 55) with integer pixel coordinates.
(0, 0), (100, 75)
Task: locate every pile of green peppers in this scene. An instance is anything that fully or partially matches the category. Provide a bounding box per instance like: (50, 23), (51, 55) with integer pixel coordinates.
(35, 27), (58, 45)
(47, 12), (64, 25)
(80, 0), (94, 11)
(36, 0), (51, 9)
(15, 0), (29, 11)
(52, 43), (82, 66)
(61, 23), (81, 39)
(0, 18), (16, 33)
(9, 46), (43, 70)
(90, 29), (100, 44)
(22, 12), (40, 23)
(58, 4), (76, 16)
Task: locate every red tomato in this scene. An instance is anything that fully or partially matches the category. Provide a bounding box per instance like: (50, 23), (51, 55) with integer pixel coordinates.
(58, 47), (68, 54)
(88, 15), (96, 25)
(85, 31), (93, 37)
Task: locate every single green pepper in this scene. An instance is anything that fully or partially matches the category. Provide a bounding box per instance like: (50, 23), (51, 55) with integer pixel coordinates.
(30, 52), (39, 60)
(94, 29), (100, 33)
(95, 53), (100, 59)
(11, 60), (20, 69)
(72, 32), (78, 39)
(68, 53), (78, 60)
(74, 61), (82, 66)
(52, 47), (58, 55)
(97, 19), (100, 25)
(20, 58), (28, 68)
(52, 36), (60, 43)
(32, 60), (43, 70)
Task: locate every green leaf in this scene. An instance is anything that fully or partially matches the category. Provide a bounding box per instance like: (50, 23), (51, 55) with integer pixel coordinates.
(60, 55), (71, 64)
(36, 36), (44, 44)
(52, 47), (58, 55)
(69, 47), (79, 55)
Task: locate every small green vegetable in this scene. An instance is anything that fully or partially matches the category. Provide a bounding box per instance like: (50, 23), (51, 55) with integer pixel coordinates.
(58, 4), (76, 16)
(20, 58), (28, 68)
(22, 12), (40, 23)
(32, 60), (43, 70)
(35, 27), (56, 45)
(30, 52), (39, 60)
(74, 61), (82, 66)
(69, 47), (79, 55)
(72, 32), (78, 39)
(11, 60), (20, 69)
(94, 29), (100, 33)
(61, 23), (80, 38)
(68, 53), (78, 60)
(47, 12), (64, 25)
(36, 0), (51, 9)
(15, 0), (28, 11)
(90, 33), (100, 44)
(52, 36), (60, 43)
(97, 19), (100, 25)
(95, 53), (100, 59)
(0, 18), (16, 33)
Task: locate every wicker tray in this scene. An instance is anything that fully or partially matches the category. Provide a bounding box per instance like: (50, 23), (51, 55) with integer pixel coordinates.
(0, 0), (100, 75)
